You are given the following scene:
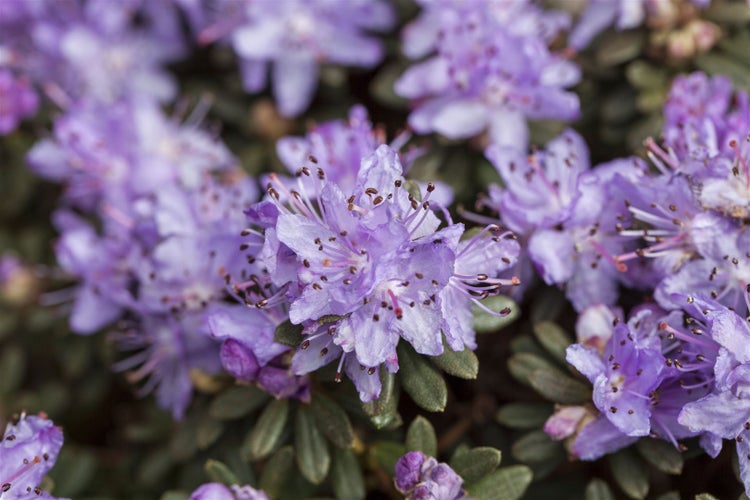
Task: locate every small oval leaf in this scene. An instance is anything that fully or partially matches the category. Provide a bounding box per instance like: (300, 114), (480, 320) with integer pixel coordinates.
(432, 345), (479, 379)
(511, 430), (565, 465)
(332, 447), (365, 500)
(585, 478), (615, 500)
(295, 405), (331, 484)
(397, 342), (448, 413)
(467, 465), (533, 500)
(507, 352), (559, 386)
(474, 295), (519, 333)
(450, 447), (502, 485)
(259, 446), (295, 498)
(406, 416), (438, 457)
(528, 369), (591, 405)
(204, 459), (239, 486)
(496, 403), (553, 430)
(274, 320), (303, 347)
(609, 448), (649, 500)
(209, 385), (270, 420)
(636, 439), (683, 475)
(311, 394), (354, 449)
(243, 399), (290, 461)
(532, 322), (571, 364)
(363, 370), (402, 429)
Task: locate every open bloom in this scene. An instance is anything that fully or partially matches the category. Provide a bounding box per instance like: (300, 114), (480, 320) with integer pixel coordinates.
(0, 413), (66, 499)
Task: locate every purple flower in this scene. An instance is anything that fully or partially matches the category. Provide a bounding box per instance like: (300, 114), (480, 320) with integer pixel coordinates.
(0, 413), (67, 499)
(181, 0), (394, 117)
(190, 482), (268, 500)
(484, 129), (647, 310)
(0, 69), (37, 134)
(238, 142), (518, 401)
(394, 451), (465, 500)
(395, 1), (578, 149)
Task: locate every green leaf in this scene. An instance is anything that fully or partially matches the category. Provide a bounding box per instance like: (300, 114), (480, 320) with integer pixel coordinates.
(609, 448), (649, 500)
(654, 493), (680, 500)
(507, 352), (559, 386)
(432, 345), (479, 379)
(496, 403), (553, 430)
(372, 441), (406, 474)
(528, 369), (591, 404)
(450, 447), (502, 485)
(695, 53), (750, 90)
(274, 320), (303, 347)
(473, 295), (519, 333)
(311, 394), (354, 449)
(295, 405), (331, 484)
(405, 416), (438, 457)
(204, 459), (239, 486)
(467, 465), (533, 500)
(260, 446), (295, 499)
(397, 342), (448, 412)
(331, 447), (365, 500)
(636, 438), (683, 475)
(585, 479), (615, 500)
(595, 31), (645, 67)
(511, 430), (565, 464)
(242, 398), (290, 461)
(160, 492), (190, 500)
(695, 495), (720, 500)
(363, 369), (402, 429)
(210, 385), (270, 420)
(532, 322), (571, 364)
(196, 415), (224, 450)
(0, 343), (25, 396)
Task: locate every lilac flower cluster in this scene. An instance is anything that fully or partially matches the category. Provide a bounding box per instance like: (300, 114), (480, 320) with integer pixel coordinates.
(482, 129), (648, 311)
(0, 0), (185, 133)
(178, 0), (395, 117)
(394, 451), (466, 500)
(224, 109), (520, 401)
(396, 0), (579, 150)
(538, 71), (750, 494)
(0, 413), (66, 499)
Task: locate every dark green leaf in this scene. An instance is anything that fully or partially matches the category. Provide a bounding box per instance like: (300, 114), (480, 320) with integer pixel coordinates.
(596, 31), (645, 66)
(511, 430), (565, 464)
(397, 342), (447, 412)
(636, 438), (683, 474)
(363, 370), (402, 429)
(160, 492), (190, 500)
(0, 344), (25, 396)
(496, 403), (553, 430)
(528, 369), (590, 404)
(204, 459), (239, 486)
(295, 405), (331, 484)
(432, 345), (479, 379)
(532, 322), (572, 364)
(694, 494), (720, 500)
(210, 385), (270, 420)
(242, 399), (290, 461)
(331, 447), (365, 500)
(695, 53), (750, 89)
(372, 441), (406, 474)
(405, 416), (438, 457)
(450, 447), (502, 485)
(196, 415), (224, 450)
(609, 448), (649, 499)
(473, 295), (519, 333)
(311, 394), (354, 449)
(274, 320), (303, 347)
(654, 493), (680, 500)
(467, 465), (533, 500)
(507, 352), (559, 386)
(260, 446), (295, 499)
(585, 479), (615, 500)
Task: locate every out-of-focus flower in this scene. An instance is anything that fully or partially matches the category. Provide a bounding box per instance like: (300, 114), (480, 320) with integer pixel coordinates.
(190, 482), (269, 500)
(0, 70), (37, 134)
(179, 0), (394, 117)
(0, 413), (67, 500)
(396, 0), (579, 150)
(394, 451), (466, 500)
